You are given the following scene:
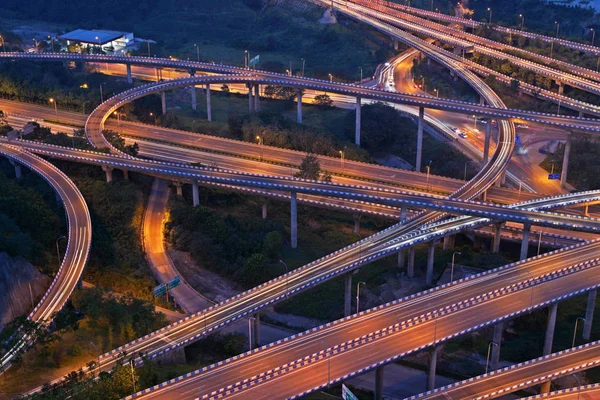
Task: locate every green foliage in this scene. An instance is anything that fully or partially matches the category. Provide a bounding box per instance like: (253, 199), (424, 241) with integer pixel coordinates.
(103, 130), (139, 156)
(294, 153), (330, 182)
(345, 103), (412, 150)
(312, 94), (334, 108)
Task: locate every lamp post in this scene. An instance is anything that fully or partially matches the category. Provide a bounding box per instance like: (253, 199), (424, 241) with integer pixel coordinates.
(89, 341), (100, 375)
(551, 21), (559, 58)
(573, 317), (586, 348)
(359, 67), (363, 84)
(450, 251), (461, 282)
(244, 50), (248, 69)
(573, 374), (582, 400)
(48, 35), (55, 52)
(49, 98), (58, 117)
(279, 260), (289, 297)
(591, 28), (596, 47)
(537, 230), (543, 256)
(256, 135), (263, 161)
(149, 112), (157, 125)
(301, 58), (306, 77)
(147, 40), (151, 57)
(194, 44), (200, 62)
(356, 281), (366, 314)
(433, 88), (438, 97)
(485, 342), (498, 373)
(425, 160), (432, 191)
(487, 8), (492, 24)
(519, 14), (524, 30)
(339, 148), (345, 168)
(329, 73), (333, 83)
(472, 114), (477, 130)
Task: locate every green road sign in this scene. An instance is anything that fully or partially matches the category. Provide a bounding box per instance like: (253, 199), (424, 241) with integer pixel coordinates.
(342, 384), (358, 400)
(167, 275), (181, 290)
(153, 283), (166, 297)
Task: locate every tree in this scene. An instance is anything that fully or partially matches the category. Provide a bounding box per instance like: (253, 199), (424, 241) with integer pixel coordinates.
(263, 231), (283, 259)
(313, 94), (333, 108)
(510, 79), (520, 92)
(295, 153), (322, 180)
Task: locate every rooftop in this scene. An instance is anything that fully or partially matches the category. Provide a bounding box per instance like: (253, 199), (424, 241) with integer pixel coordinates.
(57, 29), (123, 45)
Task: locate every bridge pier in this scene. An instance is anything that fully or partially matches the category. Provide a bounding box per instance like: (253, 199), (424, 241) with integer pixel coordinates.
(394, 39), (399, 50)
(375, 366), (384, 400)
(206, 84), (212, 122)
(400, 207), (407, 223)
(126, 64), (132, 84)
(416, 107), (425, 172)
(253, 313), (261, 347)
(520, 223), (531, 260)
(192, 181), (199, 206)
(353, 214), (361, 234)
(262, 201), (268, 220)
(483, 121), (491, 164)
(355, 97), (362, 146)
(579, 111), (585, 118)
(297, 89), (303, 124)
(558, 82), (565, 95)
(173, 181), (183, 197)
(254, 85), (260, 112)
(9, 160), (22, 179)
(427, 346), (439, 391)
(479, 96), (485, 105)
(191, 85), (197, 111)
(344, 272), (352, 317)
(122, 170), (129, 181)
(291, 191), (297, 248)
(102, 166), (113, 183)
(407, 247), (415, 278)
(490, 322), (504, 371)
(560, 133), (571, 188)
(442, 234), (455, 250)
(540, 303), (558, 393)
(492, 223), (502, 253)
(583, 204), (590, 217)
(161, 91), (167, 115)
(398, 249), (405, 270)
(248, 84), (254, 113)
(426, 242), (436, 285)
(583, 290), (597, 341)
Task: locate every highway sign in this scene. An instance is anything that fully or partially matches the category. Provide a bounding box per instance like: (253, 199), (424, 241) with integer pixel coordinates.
(515, 135), (520, 143)
(249, 55), (260, 68)
(153, 283), (166, 297)
(342, 384), (358, 400)
(548, 173), (560, 180)
(167, 275), (181, 290)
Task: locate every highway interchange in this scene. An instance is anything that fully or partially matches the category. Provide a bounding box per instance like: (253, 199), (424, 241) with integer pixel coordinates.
(2, 0), (600, 398)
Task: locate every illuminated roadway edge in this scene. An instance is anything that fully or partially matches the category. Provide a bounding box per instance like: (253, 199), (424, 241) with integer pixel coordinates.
(0, 144), (92, 371)
(524, 383), (600, 399)
(410, 340), (600, 399)
(1, 53), (600, 132)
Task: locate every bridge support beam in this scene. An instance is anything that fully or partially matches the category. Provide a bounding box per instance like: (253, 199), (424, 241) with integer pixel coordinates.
(483, 121), (491, 164)
(102, 166), (113, 183)
(10, 161), (22, 179)
(416, 106), (424, 172)
(173, 181), (183, 197)
(558, 82), (565, 95)
(192, 181), (199, 206)
(400, 207), (407, 223)
(191, 85), (197, 111)
(427, 346), (439, 391)
(344, 272), (352, 317)
(560, 133), (571, 188)
(126, 64), (132, 84)
(248, 84), (254, 113)
(407, 247), (415, 278)
(375, 366), (384, 400)
(583, 204), (590, 217)
(479, 96), (485, 106)
(398, 249), (405, 270)
(520, 223), (531, 260)
(161, 91), (167, 115)
(492, 223), (502, 253)
(584, 290), (597, 341)
(291, 191), (297, 248)
(206, 84), (212, 122)
(490, 322), (504, 371)
(353, 214), (361, 234)
(426, 242), (435, 285)
(355, 97), (362, 146)
(297, 89), (303, 123)
(442, 234), (455, 250)
(540, 302), (559, 393)
(122, 170), (129, 181)
(254, 84), (260, 112)
(253, 313), (261, 347)
(579, 111), (585, 118)
(262, 201), (268, 220)
(394, 39), (399, 50)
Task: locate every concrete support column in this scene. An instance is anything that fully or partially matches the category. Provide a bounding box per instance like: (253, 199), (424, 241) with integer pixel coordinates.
(495, 171), (506, 187)
(442, 235), (455, 251)
(262, 202), (267, 220)
(483, 121), (491, 164)
(579, 111), (585, 118)
(173, 181), (183, 197)
(206, 84), (212, 122)
(192, 181), (199, 207)
(407, 247), (415, 278)
(560, 133), (572, 188)
(583, 290), (597, 341)
(353, 214), (361, 234)
(520, 223), (531, 260)
(102, 166), (113, 183)
(540, 303), (558, 394)
(253, 313), (261, 347)
(296, 90), (303, 124)
(492, 223), (502, 253)
(248, 84), (254, 113)
(13, 163), (22, 179)
(394, 39), (399, 50)
(398, 249), (406, 270)
(290, 191), (297, 249)
(584, 204), (590, 217)
(161, 91), (167, 115)
(122, 170), (129, 181)
(416, 107), (424, 172)
(126, 64), (132, 84)
(426, 242), (435, 285)
(427, 346), (439, 391)
(490, 322), (504, 371)
(191, 85), (197, 111)
(344, 273), (352, 317)
(375, 366), (384, 400)
(400, 207), (407, 223)
(254, 84), (260, 112)
(479, 96), (485, 105)
(355, 97), (362, 146)
(558, 82), (564, 95)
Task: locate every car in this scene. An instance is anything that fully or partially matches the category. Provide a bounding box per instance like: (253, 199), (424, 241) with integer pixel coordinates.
(458, 133), (468, 139)
(516, 124), (530, 129)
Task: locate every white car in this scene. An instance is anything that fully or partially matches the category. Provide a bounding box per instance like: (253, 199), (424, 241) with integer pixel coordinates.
(458, 133), (468, 139)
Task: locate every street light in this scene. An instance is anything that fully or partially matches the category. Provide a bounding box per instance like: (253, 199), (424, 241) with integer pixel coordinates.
(301, 58), (306, 77)
(244, 50), (248, 69)
(573, 373), (582, 400)
(433, 88), (438, 97)
(339, 148), (345, 168)
(425, 160), (432, 191)
(472, 114), (477, 130)
(129, 358), (137, 393)
(149, 112), (157, 125)
(356, 281), (366, 314)
(321, 339), (331, 389)
(279, 260), (289, 297)
(49, 98), (58, 117)
(256, 135), (263, 161)
(573, 317), (586, 348)
(519, 14), (524, 30)
(48, 35), (55, 52)
(487, 8), (492, 24)
(328, 73), (333, 83)
(485, 342), (498, 373)
(591, 28), (596, 47)
(359, 67), (363, 84)
(537, 230), (543, 256)
(450, 251), (461, 282)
